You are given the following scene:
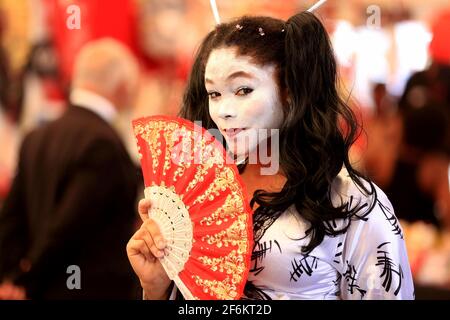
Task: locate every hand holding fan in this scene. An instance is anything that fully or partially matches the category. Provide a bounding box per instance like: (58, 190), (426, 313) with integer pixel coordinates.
(132, 115), (253, 300)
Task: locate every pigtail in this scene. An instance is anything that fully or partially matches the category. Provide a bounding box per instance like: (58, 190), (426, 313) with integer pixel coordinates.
(284, 12), (336, 115)
(283, 11), (344, 192)
(280, 12), (371, 253)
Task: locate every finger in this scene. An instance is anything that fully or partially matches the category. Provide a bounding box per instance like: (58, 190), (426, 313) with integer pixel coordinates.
(129, 229), (156, 261)
(135, 225), (164, 258)
(138, 198), (151, 221)
(137, 238), (156, 262)
(140, 240), (156, 263)
(128, 237), (155, 262)
(143, 228), (165, 258)
(137, 226), (163, 259)
(143, 219), (166, 250)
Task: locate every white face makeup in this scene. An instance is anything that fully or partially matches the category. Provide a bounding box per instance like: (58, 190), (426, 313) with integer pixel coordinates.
(205, 47), (284, 161)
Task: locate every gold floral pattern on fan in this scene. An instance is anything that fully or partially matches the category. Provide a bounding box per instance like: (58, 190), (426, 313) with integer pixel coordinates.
(199, 250), (247, 274)
(192, 275), (240, 300)
(199, 193), (245, 226)
(201, 215), (249, 250)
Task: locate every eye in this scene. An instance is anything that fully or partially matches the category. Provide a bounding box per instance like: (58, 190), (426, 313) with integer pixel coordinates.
(208, 91), (221, 100)
(236, 87), (253, 96)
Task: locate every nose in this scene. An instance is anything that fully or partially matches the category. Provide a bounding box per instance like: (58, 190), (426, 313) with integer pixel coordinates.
(217, 99), (237, 120)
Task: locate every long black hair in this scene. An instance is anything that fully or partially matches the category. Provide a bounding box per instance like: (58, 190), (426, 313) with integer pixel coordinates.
(179, 12), (373, 253)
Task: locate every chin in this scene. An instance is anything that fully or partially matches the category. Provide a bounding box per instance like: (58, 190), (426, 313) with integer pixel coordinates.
(226, 141), (258, 164)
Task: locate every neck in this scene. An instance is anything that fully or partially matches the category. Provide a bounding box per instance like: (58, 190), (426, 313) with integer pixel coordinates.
(240, 163), (286, 196)
(246, 136), (280, 175)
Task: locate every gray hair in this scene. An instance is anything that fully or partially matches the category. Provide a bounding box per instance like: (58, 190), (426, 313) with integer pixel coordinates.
(72, 38), (139, 96)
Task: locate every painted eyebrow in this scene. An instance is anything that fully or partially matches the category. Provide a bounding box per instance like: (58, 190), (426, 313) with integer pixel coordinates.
(205, 71), (255, 84)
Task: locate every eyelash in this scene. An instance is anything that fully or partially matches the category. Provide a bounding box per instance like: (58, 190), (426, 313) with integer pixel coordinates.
(208, 91), (221, 99)
(207, 87), (254, 100)
(236, 87), (253, 96)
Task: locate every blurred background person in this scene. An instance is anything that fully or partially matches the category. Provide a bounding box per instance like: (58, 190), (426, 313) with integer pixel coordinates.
(385, 8), (450, 231)
(0, 38), (142, 299)
(18, 40), (66, 137)
(385, 104), (449, 228)
(361, 82), (401, 187)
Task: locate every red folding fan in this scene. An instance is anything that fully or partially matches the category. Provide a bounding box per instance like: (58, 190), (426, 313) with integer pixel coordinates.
(132, 115), (253, 300)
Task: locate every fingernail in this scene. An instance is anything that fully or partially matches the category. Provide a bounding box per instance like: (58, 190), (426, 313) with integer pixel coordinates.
(157, 240), (166, 248)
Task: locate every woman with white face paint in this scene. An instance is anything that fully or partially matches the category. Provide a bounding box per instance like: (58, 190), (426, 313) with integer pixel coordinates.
(127, 12), (415, 300)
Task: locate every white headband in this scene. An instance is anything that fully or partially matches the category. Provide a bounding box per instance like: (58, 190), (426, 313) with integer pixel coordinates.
(209, 0), (221, 25)
(209, 0), (327, 26)
(307, 0), (328, 13)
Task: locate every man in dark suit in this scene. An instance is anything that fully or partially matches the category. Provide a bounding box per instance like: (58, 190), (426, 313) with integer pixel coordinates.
(0, 38), (142, 299)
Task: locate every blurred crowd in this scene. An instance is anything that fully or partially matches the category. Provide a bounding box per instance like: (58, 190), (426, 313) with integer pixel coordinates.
(0, 0), (449, 298)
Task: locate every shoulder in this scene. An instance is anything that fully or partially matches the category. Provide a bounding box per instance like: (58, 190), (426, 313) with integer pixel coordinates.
(22, 108), (113, 141)
(330, 167), (406, 262)
(331, 167), (409, 267)
(27, 116), (122, 164)
(60, 108), (123, 153)
(331, 167), (401, 233)
(330, 167), (377, 210)
(64, 107), (117, 138)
